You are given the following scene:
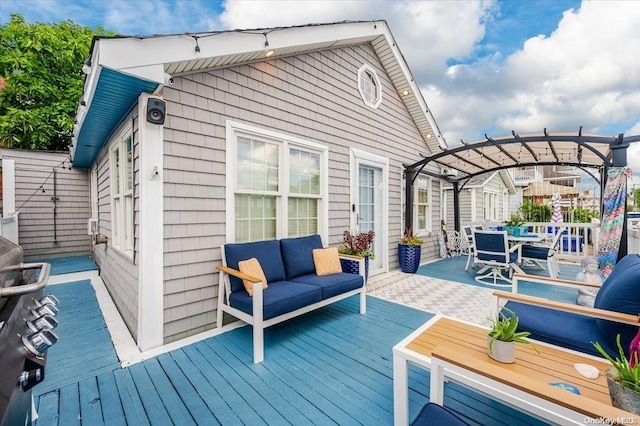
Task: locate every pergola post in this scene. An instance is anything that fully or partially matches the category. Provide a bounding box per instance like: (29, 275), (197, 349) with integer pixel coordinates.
(404, 168), (415, 234)
(610, 134), (629, 259)
(453, 181), (460, 232)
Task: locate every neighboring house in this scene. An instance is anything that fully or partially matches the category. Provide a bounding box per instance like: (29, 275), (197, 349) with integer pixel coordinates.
(71, 21), (447, 351)
(510, 165), (581, 215)
(442, 170), (516, 226)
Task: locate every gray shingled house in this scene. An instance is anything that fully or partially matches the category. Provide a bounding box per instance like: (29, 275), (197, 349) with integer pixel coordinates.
(70, 21), (447, 352)
(442, 170), (516, 226)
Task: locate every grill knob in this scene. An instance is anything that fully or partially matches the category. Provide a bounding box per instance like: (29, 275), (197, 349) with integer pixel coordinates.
(22, 329), (59, 357)
(27, 314), (59, 332)
(32, 303), (59, 318)
(35, 295), (59, 307)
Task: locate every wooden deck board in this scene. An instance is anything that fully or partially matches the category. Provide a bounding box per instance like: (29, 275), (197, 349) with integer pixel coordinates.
(112, 368), (150, 426)
(95, 373), (126, 426)
(35, 281), (559, 425)
(126, 362), (173, 425)
(78, 377), (104, 425)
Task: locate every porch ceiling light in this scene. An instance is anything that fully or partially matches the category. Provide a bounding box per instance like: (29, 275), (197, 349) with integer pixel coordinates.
(401, 90), (410, 97)
(265, 49), (275, 57)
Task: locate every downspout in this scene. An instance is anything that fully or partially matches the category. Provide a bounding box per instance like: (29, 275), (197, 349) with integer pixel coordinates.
(404, 168), (415, 234)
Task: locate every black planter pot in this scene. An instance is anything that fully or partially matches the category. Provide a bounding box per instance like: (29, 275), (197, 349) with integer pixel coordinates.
(398, 244), (421, 273)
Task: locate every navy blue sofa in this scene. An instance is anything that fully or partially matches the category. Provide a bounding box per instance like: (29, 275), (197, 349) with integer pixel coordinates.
(500, 254), (640, 358)
(216, 234), (366, 363)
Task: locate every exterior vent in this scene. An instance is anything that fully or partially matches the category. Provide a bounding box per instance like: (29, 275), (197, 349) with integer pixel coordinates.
(87, 218), (98, 235)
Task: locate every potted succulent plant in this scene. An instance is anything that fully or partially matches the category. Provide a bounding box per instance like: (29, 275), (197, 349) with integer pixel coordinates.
(338, 230), (375, 279)
(488, 307), (539, 363)
(398, 227), (424, 273)
(593, 335), (640, 414)
(504, 213), (526, 237)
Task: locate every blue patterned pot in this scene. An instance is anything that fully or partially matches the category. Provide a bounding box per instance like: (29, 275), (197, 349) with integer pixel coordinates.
(398, 244), (421, 273)
(340, 256), (369, 280)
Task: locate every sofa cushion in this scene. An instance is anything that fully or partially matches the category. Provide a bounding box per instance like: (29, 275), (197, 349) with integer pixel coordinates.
(280, 235), (323, 279)
(313, 247), (342, 276)
(237, 258), (268, 296)
(412, 403), (470, 426)
(504, 301), (617, 358)
(224, 240), (286, 293)
(594, 254), (640, 354)
(291, 272), (363, 300)
(229, 281), (322, 320)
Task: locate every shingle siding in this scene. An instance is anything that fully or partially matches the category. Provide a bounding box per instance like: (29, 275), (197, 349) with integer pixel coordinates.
(160, 43), (438, 342)
(1, 149), (91, 259)
(91, 111), (140, 340)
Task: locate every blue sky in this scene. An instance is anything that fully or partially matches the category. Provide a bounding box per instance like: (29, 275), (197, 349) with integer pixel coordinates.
(2, 0), (640, 170)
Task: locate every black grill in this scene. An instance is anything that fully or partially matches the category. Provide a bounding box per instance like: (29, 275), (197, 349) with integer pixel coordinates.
(0, 236), (56, 426)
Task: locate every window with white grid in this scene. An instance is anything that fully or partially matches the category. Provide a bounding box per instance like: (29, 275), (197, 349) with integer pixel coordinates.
(110, 125), (134, 255)
(232, 127), (326, 243)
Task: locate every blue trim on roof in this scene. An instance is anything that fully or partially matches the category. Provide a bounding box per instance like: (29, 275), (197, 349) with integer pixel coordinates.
(74, 68), (159, 168)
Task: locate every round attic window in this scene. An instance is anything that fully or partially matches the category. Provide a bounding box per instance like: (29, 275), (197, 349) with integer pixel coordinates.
(358, 64), (382, 109)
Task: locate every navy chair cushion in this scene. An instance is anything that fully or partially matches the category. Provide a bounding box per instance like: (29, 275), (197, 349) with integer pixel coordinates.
(521, 245), (549, 259)
(291, 272), (363, 300)
(229, 281), (322, 320)
(412, 403), (470, 426)
(593, 254), (640, 354)
(280, 234), (324, 280)
(505, 301), (617, 358)
(224, 240), (286, 293)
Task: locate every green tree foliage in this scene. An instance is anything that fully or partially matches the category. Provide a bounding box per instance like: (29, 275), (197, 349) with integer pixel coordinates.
(571, 208), (599, 223)
(520, 200), (551, 222)
(0, 14), (105, 150)
(634, 188), (640, 211)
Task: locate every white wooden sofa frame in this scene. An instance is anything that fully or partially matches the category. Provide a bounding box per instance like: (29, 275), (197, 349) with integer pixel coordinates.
(216, 247), (367, 364)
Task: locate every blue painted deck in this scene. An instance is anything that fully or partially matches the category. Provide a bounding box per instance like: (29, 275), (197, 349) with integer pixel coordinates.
(33, 285), (545, 426)
(35, 280), (120, 395)
(35, 256), (99, 276)
(418, 256), (582, 304)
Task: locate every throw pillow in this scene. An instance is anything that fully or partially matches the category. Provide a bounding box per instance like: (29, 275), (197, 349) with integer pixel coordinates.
(237, 258), (268, 296)
(313, 247), (342, 276)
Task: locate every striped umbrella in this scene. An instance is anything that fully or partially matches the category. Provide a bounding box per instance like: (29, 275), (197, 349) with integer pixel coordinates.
(551, 193), (563, 224)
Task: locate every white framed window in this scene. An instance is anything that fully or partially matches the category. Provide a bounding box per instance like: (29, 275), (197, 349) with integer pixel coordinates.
(484, 191), (498, 221)
(357, 64), (382, 108)
(415, 176), (430, 232)
(227, 122), (327, 243)
(110, 125), (134, 255)
(401, 170), (431, 234)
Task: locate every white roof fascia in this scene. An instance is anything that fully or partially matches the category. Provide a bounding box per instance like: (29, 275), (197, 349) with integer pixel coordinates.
(96, 22), (383, 72)
(378, 23), (447, 151)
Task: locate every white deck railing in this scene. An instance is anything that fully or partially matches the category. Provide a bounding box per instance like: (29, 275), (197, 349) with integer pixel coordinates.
(0, 213), (19, 244)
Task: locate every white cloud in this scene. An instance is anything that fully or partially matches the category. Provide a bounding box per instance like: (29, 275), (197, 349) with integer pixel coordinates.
(432, 1), (640, 146)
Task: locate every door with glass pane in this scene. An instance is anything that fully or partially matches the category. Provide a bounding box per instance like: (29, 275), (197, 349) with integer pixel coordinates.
(357, 164), (383, 273)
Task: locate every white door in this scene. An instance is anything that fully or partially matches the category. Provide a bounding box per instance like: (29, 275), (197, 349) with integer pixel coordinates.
(351, 149), (388, 275)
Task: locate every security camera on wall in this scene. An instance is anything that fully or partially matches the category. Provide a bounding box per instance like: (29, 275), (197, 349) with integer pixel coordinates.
(146, 98), (166, 125)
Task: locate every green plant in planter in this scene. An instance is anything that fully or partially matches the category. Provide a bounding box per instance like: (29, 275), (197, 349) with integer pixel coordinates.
(400, 227), (424, 246)
(593, 335), (640, 393)
(488, 307), (539, 355)
(339, 230), (375, 259)
(504, 213), (525, 227)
